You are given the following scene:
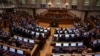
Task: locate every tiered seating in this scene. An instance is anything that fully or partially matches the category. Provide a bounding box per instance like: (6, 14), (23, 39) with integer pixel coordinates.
(51, 20), (97, 56)
(0, 33), (38, 56)
(53, 26), (91, 42)
(8, 11), (51, 56)
(54, 27), (81, 42)
(13, 35), (34, 48)
(0, 44), (25, 56)
(11, 24), (50, 40)
(88, 16), (100, 53)
(0, 43), (38, 56)
(53, 21), (95, 41)
(0, 11), (51, 56)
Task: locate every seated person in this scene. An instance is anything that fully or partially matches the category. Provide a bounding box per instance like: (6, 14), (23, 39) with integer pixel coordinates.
(15, 40), (22, 47)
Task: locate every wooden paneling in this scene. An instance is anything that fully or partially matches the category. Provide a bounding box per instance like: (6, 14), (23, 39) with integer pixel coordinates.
(37, 17), (80, 24)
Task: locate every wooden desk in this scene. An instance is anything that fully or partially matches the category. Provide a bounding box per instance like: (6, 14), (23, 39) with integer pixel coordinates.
(36, 16), (80, 24)
(0, 42), (38, 56)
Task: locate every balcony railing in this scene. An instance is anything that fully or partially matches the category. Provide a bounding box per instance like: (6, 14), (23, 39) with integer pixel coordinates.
(0, 4), (16, 8)
(0, 3), (100, 11)
(16, 4), (37, 8)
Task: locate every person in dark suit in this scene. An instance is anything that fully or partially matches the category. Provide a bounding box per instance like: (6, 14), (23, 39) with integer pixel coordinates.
(50, 20), (58, 27)
(15, 40), (21, 47)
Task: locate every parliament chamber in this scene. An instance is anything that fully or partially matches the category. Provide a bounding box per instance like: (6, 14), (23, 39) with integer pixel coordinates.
(0, 0), (100, 56)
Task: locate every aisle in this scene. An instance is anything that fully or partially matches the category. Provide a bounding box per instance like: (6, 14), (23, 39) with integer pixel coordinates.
(39, 22), (73, 56)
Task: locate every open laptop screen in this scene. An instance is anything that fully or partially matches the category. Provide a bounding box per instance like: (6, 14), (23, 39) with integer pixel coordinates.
(14, 35), (17, 39)
(52, 54), (60, 56)
(10, 48), (15, 52)
(71, 34), (75, 37)
(65, 34), (69, 38)
(29, 39), (34, 43)
(63, 43), (69, 46)
(54, 34), (58, 37)
(40, 29), (43, 32)
(23, 38), (28, 42)
(36, 32), (40, 36)
(3, 46), (7, 50)
(78, 42), (83, 46)
(31, 31), (35, 35)
(71, 43), (76, 46)
(18, 37), (23, 41)
(93, 40), (97, 44)
(44, 30), (47, 32)
(17, 50), (23, 54)
(94, 54), (100, 56)
(56, 43), (61, 46)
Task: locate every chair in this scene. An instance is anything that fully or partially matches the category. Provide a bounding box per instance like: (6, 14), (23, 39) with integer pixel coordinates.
(4, 47), (16, 56)
(15, 49), (24, 56)
(77, 42), (84, 53)
(62, 43), (69, 53)
(70, 43), (77, 52)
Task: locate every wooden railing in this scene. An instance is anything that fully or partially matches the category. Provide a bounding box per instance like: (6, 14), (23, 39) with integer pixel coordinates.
(37, 8), (81, 24)
(36, 16), (80, 24)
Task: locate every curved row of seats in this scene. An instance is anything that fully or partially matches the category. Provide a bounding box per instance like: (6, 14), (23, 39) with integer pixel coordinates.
(53, 33), (90, 42)
(53, 28), (93, 42)
(52, 42), (85, 53)
(0, 34), (35, 50)
(51, 20), (97, 56)
(13, 35), (34, 48)
(53, 20), (95, 42)
(55, 27), (80, 34)
(11, 24), (50, 39)
(0, 11), (43, 56)
(0, 44), (25, 56)
(9, 11), (51, 56)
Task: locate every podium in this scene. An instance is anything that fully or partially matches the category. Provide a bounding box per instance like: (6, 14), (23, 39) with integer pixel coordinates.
(50, 21), (59, 27)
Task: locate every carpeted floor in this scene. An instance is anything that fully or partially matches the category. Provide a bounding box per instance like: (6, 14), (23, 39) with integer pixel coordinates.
(38, 22), (73, 56)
